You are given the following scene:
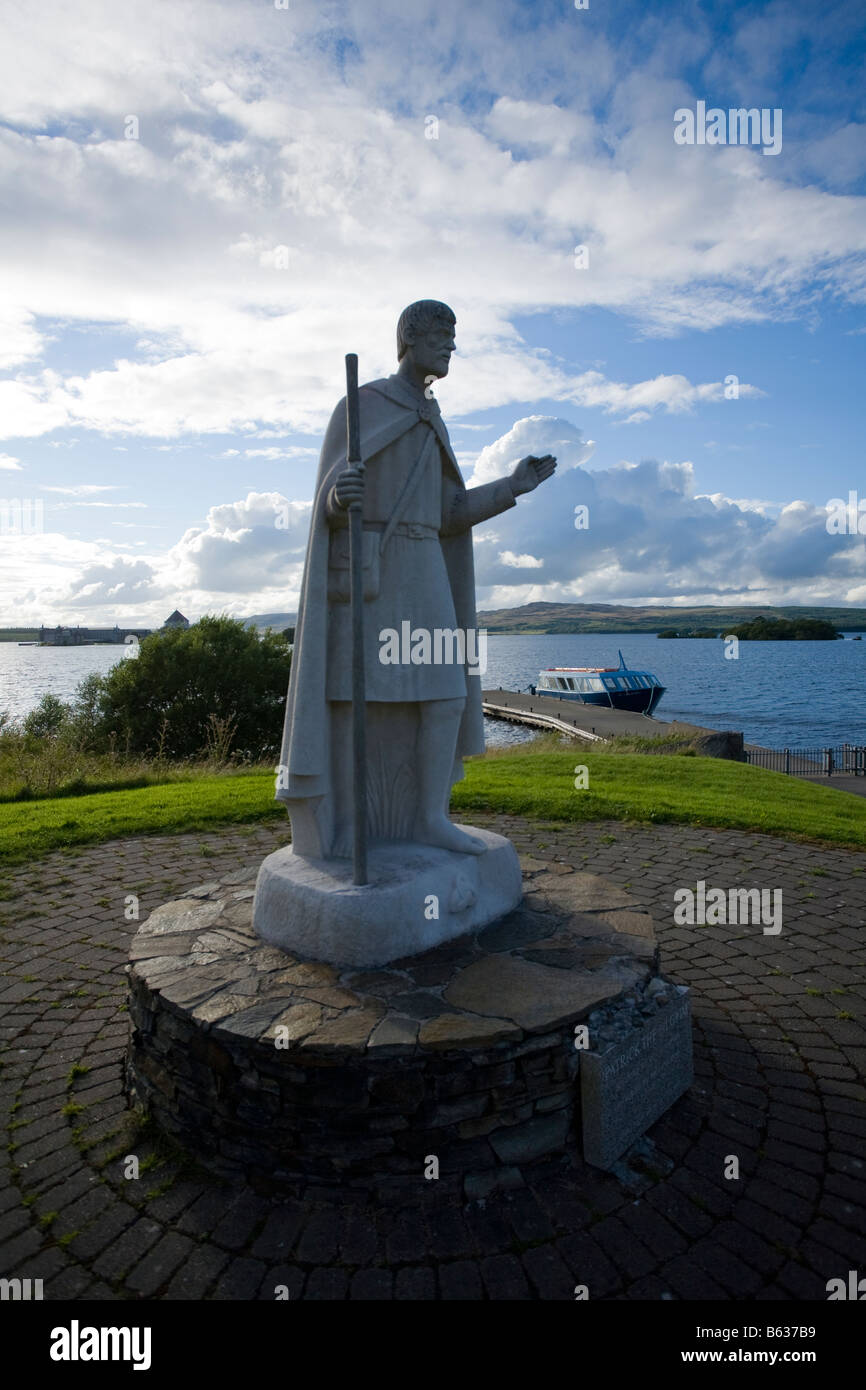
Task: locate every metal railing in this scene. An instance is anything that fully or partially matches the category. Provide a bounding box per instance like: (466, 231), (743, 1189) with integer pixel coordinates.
(746, 745), (866, 776)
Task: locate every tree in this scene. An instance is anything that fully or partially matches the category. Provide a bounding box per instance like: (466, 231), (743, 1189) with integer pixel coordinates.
(22, 693), (68, 739)
(68, 672), (105, 749)
(728, 616), (841, 641)
(93, 616), (292, 760)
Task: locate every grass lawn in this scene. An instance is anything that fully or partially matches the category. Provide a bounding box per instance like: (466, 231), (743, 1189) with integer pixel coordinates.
(1, 749), (865, 873)
(0, 772), (284, 870)
(452, 751), (866, 847)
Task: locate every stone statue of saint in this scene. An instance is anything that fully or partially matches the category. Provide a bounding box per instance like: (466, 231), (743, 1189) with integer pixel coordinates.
(274, 300), (556, 865)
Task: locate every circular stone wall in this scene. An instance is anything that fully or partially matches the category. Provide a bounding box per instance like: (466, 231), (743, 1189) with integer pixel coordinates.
(125, 861), (659, 1198)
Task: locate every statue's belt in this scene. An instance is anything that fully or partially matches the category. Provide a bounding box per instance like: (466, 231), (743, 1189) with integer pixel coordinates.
(362, 521), (438, 540)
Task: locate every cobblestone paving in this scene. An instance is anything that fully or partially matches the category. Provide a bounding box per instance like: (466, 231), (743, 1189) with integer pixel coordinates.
(1, 816), (864, 1301)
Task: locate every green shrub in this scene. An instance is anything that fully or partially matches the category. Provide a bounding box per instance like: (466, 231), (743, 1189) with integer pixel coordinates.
(93, 616), (292, 761)
(22, 693), (68, 739)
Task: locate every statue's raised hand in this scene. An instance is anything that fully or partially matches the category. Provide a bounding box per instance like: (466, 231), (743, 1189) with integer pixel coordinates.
(510, 454), (557, 497)
(333, 466), (365, 510)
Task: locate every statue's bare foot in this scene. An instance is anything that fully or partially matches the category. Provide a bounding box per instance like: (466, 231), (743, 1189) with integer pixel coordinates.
(415, 816), (486, 856)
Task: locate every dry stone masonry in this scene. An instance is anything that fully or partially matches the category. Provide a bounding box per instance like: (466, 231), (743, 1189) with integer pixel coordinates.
(126, 859), (691, 1198)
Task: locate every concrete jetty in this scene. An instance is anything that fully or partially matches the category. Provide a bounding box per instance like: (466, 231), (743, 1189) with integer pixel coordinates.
(481, 688), (744, 758)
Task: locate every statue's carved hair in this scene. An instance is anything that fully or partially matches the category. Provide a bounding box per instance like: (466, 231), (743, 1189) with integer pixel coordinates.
(396, 300), (455, 360)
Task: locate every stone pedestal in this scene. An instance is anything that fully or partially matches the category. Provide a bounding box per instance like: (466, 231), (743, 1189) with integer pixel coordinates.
(252, 827), (522, 968)
(124, 862), (693, 1197)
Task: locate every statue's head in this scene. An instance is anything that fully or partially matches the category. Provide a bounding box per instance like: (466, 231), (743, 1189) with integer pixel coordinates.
(396, 300), (456, 379)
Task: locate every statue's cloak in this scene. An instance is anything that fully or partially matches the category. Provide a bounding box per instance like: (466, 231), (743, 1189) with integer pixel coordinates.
(275, 372), (515, 855)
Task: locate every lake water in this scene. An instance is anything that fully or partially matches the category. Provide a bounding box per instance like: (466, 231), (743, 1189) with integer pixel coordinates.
(1, 633), (863, 751)
(0, 644), (128, 722)
(481, 633), (866, 750)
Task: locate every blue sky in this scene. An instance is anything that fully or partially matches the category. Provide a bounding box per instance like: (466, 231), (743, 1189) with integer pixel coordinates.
(0, 0), (864, 624)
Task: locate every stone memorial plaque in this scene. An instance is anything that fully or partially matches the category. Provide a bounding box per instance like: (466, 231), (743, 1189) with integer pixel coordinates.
(580, 990), (693, 1169)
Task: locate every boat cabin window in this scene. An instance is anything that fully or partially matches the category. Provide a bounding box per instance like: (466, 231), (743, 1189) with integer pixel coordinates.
(603, 677), (615, 690)
(558, 677), (569, 690)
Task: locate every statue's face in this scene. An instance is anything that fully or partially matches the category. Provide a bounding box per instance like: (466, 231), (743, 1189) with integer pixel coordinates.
(410, 318), (456, 379)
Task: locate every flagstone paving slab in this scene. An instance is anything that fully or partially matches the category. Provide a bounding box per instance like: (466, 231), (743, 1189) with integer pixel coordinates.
(1, 815), (864, 1299)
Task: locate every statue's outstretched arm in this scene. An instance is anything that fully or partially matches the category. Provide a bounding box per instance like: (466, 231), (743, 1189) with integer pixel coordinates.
(441, 453), (557, 535)
(441, 476), (516, 535)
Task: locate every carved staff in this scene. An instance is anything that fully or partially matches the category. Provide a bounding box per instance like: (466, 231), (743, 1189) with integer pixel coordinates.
(345, 353), (368, 885)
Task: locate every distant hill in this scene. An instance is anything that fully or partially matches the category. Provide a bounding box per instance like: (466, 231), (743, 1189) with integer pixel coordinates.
(242, 612), (297, 632)
(474, 602), (866, 634)
(8, 602), (865, 643)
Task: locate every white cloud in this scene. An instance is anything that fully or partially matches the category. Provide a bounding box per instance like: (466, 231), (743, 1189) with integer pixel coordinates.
(565, 370), (764, 416)
(485, 97), (595, 158)
(166, 490), (310, 596)
(0, 0), (858, 444)
(698, 492), (784, 517)
(6, 420), (866, 625)
(237, 446), (319, 460)
(40, 483), (118, 495)
(499, 550), (544, 568)
(0, 310), (44, 369)
(468, 418), (866, 607)
(470, 416), (595, 485)
(52, 501), (147, 509)
(65, 555), (159, 606)
(0, 454), (22, 470)
(0, 2), (862, 624)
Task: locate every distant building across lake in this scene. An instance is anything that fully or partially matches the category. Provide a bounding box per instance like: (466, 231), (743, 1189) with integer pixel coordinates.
(21, 610), (193, 646)
(162, 610), (190, 630)
(39, 624), (151, 647)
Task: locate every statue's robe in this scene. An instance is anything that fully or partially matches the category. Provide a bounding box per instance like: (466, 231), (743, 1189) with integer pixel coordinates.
(276, 371), (516, 859)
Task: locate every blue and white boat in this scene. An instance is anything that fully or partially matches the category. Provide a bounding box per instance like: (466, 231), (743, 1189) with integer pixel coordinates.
(530, 650), (666, 715)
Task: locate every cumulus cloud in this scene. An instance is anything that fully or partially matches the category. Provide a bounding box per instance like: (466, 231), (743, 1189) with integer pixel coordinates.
(167, 491), (310, 594)
(65, 555), (159, 607)
(467, 419), (866, 607)
(499, 551), (544, 569)
(469, 416), (595, 485)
